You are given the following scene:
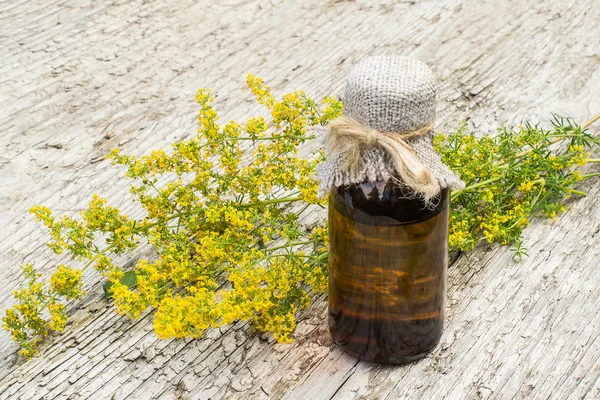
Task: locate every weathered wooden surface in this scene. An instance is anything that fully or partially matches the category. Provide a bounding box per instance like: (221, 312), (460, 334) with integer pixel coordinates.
(1, 0), (600, 398)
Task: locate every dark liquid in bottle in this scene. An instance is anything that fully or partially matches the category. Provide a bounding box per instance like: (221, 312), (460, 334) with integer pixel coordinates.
(328, 181), (449, 364)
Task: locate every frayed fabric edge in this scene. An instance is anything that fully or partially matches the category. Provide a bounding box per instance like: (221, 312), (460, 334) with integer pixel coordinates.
(314, 147), (465, 209)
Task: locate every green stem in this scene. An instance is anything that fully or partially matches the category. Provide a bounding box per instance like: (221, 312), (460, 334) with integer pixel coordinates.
(581, 172), (600, 180)
(140, 194), (302, 232)
(566, 188), (587, 196)
(451, 176), (503, 199)
(547, 183), (587, 197)
(547, 133), (593, 139)
(587, 159), (600, 163)
(203, 135), (315, 147)
(148, 180), (161, 194)
(510, 113), (600, 159)
(508, 180), (546, 229)
(82, 243), (116, 272)
(266, 240), (317, 253)
(238, 195), (302, 208)
(310, 104), (323, 120)
(266, 254), (320, 260)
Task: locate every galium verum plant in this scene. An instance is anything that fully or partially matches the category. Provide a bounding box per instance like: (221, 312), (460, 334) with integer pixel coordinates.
(436, 114), (600, 258)
(3, 76), (341, 357)
(3, 76), (599, 358)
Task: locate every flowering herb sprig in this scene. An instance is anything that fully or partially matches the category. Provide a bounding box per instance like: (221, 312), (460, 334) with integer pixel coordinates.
(435, 115), (600, 259)
(2, 76), (599, 358)
(3, 76), (341, 357)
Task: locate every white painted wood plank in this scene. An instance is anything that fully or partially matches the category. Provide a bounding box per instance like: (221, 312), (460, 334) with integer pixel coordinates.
(1, 0), (600, 399)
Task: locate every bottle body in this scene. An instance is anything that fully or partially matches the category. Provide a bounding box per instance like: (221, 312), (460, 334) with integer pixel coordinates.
(328, 181), (449, 364)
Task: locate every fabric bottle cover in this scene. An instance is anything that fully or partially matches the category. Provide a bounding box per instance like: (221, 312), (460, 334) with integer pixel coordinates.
(316, 55), (464, 202)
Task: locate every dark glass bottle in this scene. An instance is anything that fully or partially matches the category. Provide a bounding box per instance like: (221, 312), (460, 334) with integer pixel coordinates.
(328, 180), (449, 364)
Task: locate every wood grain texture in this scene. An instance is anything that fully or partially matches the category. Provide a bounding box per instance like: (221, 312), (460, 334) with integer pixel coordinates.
(1, 0), (600, 399)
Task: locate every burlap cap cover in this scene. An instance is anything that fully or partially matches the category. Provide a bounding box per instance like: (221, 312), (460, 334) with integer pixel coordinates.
(316, 55), (464, 198)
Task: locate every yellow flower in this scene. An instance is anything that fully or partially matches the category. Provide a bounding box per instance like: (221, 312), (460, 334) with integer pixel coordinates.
(517, 179), (535, 193)
(111, 282), (147, 319)
(247, 74), (275, 109)
(12, 77), (590, 358)
(48, 302), (68, 331)
(50, 265), (84, 300)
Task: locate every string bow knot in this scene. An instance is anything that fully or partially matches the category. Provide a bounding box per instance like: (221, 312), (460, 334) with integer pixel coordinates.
(327, 114), (440, 199)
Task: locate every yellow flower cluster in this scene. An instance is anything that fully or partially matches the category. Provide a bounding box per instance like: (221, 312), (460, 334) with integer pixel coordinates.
(5, 80), (593, 358)
(440, 116), (595, 257)
(4, 75), (340, 357)
(110, 281), (147, 319)
(2, 264), (80, 357)
(49, 265), (84, 300)
(568, 144), (590, 166)
(47, 302), (68, 331)
(154, 289), (215, 339)
(247, 75), (275, 108)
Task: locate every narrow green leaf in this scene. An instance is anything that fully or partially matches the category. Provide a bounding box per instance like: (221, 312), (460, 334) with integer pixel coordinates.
(103, 271), (137, 299)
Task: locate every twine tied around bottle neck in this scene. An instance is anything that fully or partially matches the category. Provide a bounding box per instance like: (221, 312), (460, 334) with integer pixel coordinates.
(327, 114), (441, 200)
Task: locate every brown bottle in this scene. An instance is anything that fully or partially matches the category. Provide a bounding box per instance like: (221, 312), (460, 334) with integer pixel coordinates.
(328, 180), (449, 364)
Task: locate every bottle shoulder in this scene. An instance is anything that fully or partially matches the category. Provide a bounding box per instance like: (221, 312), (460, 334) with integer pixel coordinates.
(330, 181), (449, 226)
